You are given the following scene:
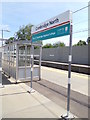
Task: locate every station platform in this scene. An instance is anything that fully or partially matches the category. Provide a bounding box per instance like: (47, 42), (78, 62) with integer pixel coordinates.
(0, 74), (76, 119)
(35, 60), (89, 75)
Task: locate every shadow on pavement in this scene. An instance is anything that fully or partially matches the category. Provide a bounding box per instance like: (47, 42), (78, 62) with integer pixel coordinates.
(2, 72), (33, 85)
(0, 91), (27, 96)
(2, 73), (14, 85)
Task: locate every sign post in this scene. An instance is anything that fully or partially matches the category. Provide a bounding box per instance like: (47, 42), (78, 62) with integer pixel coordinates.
(60, 11), (74, 119)
(27, 40), (35, 93)
(67, 24), (72, 117)
(31, 10), (74, 119)
(61, 23), (74, 120)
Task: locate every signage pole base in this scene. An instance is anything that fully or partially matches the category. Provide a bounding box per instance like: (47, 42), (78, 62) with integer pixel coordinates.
(0, 84), (4, 88)
(27, 88), (35, 94)
(61, 113), (75, 120)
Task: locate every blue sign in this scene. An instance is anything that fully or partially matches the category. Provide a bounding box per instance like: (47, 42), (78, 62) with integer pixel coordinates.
(32, 23), (70, 42)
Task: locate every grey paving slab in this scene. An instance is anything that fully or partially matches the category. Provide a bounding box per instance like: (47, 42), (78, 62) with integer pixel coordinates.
(0, 78), (76, 119)
(41, 66), (88, 96)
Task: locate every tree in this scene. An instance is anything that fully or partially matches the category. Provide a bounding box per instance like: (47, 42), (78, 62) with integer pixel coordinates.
(53, 42), (65, 48)
(77, 40), (86, 46)
(43, 44), (53, 48)
(15, 24), (33, 41)
(73, 40), (86, 46)
(5, 37), (15, 44)
(53, 44), (58, 48)
(59, 42), (65, 47)
(73, 44), (77, 46)
(43, 42), (65, 48)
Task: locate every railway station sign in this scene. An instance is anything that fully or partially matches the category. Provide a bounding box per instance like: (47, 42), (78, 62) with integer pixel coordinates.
(31, 10), (73, 119)
(31, 10), (72, 42)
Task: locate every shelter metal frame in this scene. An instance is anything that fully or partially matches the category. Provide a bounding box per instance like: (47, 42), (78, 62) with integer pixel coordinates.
(2, 40), (42, 83)
(0, 52), (3, 88)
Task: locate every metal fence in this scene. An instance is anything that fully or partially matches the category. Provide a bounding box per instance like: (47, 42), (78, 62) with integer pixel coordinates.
(34, 45), (88, 65)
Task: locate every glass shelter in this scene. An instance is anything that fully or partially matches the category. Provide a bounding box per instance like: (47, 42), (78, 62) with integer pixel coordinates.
(0, 52), (2, 86)
(2, 40), (42, 83)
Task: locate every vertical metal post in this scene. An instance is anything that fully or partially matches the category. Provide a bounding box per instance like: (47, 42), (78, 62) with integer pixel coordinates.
(2, 30), (3, 47)
(0, 52), (3, 88)
(27, 43), (35, 93)
(10, 45), (12, 77)
(8, 43), (10, 78)
(25, 45), (27, 79)
(30, 44), (34, 89)
(16, 43), (19, 83)
(67, 24), (73, 117)
(39, 46), (42, 80)
(13, 44), (14, 77)
(13, 44), (15, 78)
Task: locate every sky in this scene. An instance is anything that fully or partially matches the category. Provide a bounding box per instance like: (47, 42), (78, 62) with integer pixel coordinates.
(0, 1), (89, 46)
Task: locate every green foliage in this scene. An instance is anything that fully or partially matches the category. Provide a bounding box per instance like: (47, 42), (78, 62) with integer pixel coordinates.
(77, 40), (86, 46)
(73, 44), (77, 46)
(15, 24), (33, 41)
(34, 46), (40, 49)
(5, 37), (15, 44)
(59, 42), (65, 47)
(6, 24), (33, 44)
(73, 40), (87, 46)
(43, 44), (53, 48)
(53, 42), (65, 48)
(9, 37), (15, 41)
(53, 43), (58, 48)
(43, 42), (65, 48)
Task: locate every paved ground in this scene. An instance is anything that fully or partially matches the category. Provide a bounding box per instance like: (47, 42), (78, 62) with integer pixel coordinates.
(25, 66), (89, 118)
(0, 73), (76, 119)
(0, 66), (89, 119)
(26, 66), (88, 118)
(26, 79), (88, 118)
(41, 66), (88, 96)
